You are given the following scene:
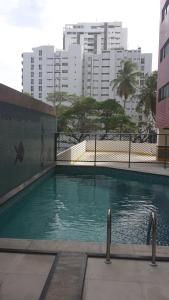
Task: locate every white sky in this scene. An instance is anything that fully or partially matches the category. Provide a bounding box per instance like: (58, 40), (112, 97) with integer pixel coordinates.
(0, 0), (160, 92)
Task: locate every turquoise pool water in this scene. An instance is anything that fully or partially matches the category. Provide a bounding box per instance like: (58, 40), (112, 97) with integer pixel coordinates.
(0, 167), (169, 245)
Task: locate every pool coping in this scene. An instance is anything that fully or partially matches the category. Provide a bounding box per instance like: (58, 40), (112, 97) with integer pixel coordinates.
(0, 239), (169, 261)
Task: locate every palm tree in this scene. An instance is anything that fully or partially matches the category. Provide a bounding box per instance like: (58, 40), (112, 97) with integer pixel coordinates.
(111, 60), (141, 110)
(136, 71), (157, 122)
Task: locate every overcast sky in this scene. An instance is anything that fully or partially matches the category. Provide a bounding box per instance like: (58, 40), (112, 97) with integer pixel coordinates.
(0, 0), (160, 92)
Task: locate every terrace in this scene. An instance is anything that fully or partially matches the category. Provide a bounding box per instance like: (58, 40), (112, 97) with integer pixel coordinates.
(56, 132), (169, 175)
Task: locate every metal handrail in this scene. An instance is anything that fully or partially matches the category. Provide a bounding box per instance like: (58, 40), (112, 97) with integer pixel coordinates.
(105, 208), (112, 264)
(146, 211), (157, 266)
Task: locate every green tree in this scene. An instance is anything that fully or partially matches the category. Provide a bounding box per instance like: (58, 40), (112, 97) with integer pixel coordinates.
(111, 60), (141, 110)
(46, 91), (78, 109)
(57, 96), (99, 143)
(96, 99), (136, 133)
(136, 71), (157, 122)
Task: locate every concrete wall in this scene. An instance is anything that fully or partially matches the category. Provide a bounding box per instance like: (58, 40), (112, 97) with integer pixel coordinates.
(156, 0), (169, 128)
(57, 141), (86, 162)
(86, 140), (156, 155)
(0, 84), (56, 197)
(56, 140), (156, 163)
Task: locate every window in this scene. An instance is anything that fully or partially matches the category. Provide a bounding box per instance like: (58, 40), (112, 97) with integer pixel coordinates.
(39, 64), (42, 70)
(160, 38), (169, 62)
(31, 57), (34, 63)
(31, 64), (34, 70)
(39, 86), (42, 91)
(31, 86), (34, 91)
(39, 79), (42, 84)
(62, 84), (68, 87)
(101, 94), (109, 96)
(31, 72), (34, 77)
(31, 79), (34, 84)
(101, 87), (109, 89)
(39, 72), (42, 77)
(62, 63), (68, 66)
(62, 70), (68, 73)
(159, 81), (169, 101)
(39, 50), (42, 56)
(39, 93), (42, 98)
(141, 58), (145, 64)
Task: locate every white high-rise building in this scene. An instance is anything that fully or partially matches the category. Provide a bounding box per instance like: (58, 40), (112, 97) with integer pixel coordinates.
(83, 48), (152, 122)
(63, 22), (127, 54)
(22, 22), (152, 123)
(22, 45), (83, 102)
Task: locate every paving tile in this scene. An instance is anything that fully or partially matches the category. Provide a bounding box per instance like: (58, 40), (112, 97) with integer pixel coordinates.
(85, 258), (169, 284)
(43, 252), (87, 300)
(7, 253), (54, 275)
(83, 279), (144, 300)
(0, 238), (32, 250)
(141, 283), (169, 300)
(0, 273), (47, 300)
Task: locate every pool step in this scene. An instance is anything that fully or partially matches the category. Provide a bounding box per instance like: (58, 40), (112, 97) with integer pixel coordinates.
(40, 252), (87, 300)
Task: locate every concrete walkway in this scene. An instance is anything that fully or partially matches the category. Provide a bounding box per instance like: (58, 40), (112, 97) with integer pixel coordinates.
(83, 258), (169, 300)
(0, 252), (54, 300)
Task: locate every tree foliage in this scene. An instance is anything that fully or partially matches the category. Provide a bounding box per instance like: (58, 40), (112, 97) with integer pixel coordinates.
(56, 97), (137, 142)
(136, 71), (157, 122)
(111, 60), (141, 109)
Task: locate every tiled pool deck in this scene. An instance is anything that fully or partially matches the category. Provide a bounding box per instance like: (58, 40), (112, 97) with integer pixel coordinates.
(1, 161), (169, 299)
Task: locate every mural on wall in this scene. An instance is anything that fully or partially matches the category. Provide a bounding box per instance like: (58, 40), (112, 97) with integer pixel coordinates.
(14, 142), (24, 164)
(0, 101), (56, 197)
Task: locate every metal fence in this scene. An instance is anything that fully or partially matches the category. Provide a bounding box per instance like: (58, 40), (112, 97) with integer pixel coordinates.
(54, 132), (169, 169)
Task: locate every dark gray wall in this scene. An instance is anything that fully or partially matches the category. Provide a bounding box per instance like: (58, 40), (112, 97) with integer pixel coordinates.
(0, 101), (56, 197)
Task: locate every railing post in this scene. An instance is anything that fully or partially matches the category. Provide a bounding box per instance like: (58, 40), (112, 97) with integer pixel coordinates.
(151, 211), (157, 266)
(164, 134), (167, 169)
(128, 134), (131, 168)
(54, 133), (57, 162)
(105, 209), (112, 264)
(55, 133), (58, 163)
(94, 134), (97, 166)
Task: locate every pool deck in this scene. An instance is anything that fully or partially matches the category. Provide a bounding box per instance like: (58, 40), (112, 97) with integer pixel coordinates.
(1, 161), (169, 299)
(0, 239), (169, 299)
(57, 151), (169, 177)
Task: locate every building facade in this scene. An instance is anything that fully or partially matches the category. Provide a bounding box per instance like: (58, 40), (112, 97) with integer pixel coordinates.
(157, 0), (169, 159)
(83, 48), (152, 122)
(22, 45), (83, 102)
(63, 22), (127, 54)
(22, 22), (152, 123)
(22, 45), (152, 123)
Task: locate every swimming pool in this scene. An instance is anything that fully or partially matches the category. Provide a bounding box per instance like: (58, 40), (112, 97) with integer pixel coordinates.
(0, 166), (169, 245)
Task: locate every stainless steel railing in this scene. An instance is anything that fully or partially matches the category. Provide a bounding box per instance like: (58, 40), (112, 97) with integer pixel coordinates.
(146, 210), (157, 266)
(105, 208), (112, 264)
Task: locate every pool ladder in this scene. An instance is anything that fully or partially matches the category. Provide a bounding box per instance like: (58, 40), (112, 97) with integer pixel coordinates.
(105, 209), (157, 266)
(146, 210), (157, 266)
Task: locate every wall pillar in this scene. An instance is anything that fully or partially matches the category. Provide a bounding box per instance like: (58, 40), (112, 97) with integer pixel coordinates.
(157, 128), (169, 161)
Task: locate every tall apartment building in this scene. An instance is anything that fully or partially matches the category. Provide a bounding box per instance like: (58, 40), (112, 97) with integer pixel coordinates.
(22, 45), (83, 102)
(83, 48), (152, 122)
(157, 0), (169, 159)
(63, 22), (127, 54)
(22, 22), (152, 123)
